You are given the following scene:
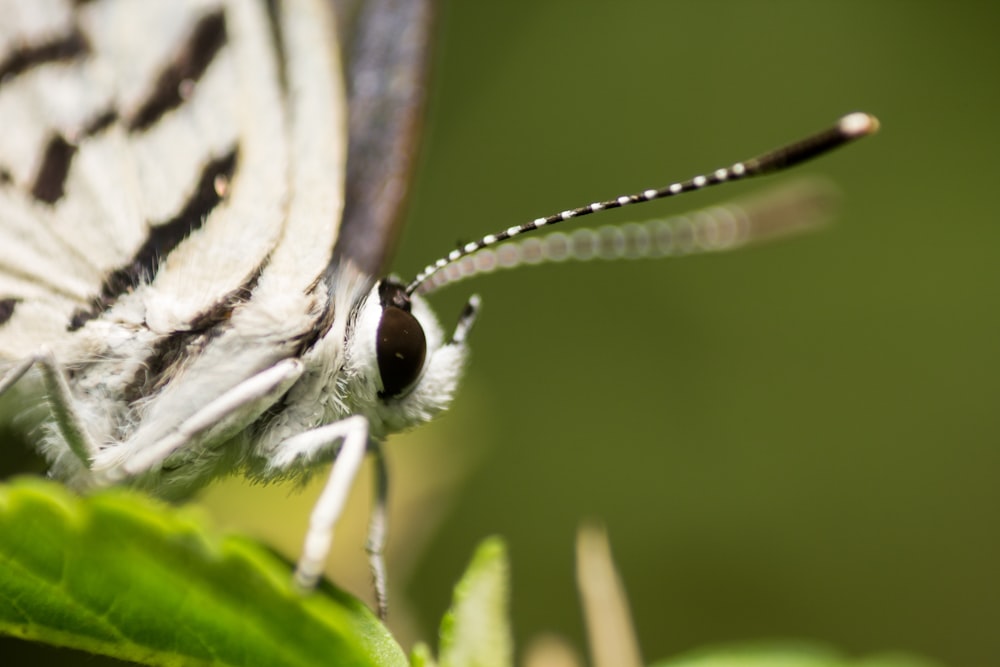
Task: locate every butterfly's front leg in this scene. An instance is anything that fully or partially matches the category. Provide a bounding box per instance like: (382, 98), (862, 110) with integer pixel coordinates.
(95, 359), (307, 485)
(270, 415), (391, 618)
(0, 349), (100, 468)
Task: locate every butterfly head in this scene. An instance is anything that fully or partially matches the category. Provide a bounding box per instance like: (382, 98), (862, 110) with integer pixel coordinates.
(344, 277), (478, 435)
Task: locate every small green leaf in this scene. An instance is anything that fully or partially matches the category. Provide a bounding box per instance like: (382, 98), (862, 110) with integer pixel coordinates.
(650, 642), (946, 667)
(437, 537), (512, 667)
(410, 641), (437, 667)
(0, 477), (406, 667)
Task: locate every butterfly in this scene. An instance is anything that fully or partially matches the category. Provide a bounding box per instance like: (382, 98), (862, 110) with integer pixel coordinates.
(0, 0), (876, 618)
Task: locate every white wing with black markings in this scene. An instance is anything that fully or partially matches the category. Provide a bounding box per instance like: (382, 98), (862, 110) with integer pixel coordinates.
(0, 1), (308, 353)
(0, 0), (424, 495)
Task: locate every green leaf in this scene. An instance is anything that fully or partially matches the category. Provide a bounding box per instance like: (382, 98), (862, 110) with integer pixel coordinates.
(0, 477), (406, 667)
(410, 641), (437, 667)
(437, 537), (512, 667)
(649, 642), (946, 667)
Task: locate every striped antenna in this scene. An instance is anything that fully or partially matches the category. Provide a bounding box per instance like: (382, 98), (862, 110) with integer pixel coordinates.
(406, 112), (878, 295)
(415, 178), (838, 294)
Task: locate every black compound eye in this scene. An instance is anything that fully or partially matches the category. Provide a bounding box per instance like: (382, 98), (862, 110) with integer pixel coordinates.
(376, 305), (427, 398)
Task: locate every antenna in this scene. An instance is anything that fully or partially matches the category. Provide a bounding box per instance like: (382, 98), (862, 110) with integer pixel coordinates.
(416, 178), (839, 293)
(406, 112), (878, 295)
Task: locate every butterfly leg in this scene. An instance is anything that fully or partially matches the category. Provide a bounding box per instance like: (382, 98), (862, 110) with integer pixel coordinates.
(280, 416), (371, 591)
(272, 417), (391, 617)
(0, 350), (100, 466)
(97, 359), (306, 484)
(37, 350), (102, 466)
(366, 440), (389, 619)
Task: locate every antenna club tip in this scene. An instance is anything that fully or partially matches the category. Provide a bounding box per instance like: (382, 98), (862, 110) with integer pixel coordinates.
(839, 112), (880, 137)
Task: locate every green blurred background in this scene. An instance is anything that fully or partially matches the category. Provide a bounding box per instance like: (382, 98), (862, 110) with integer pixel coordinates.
(4, 1), (999, 666)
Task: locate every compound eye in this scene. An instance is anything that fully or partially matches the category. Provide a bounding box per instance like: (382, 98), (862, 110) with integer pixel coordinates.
(376, 305), (427, 398)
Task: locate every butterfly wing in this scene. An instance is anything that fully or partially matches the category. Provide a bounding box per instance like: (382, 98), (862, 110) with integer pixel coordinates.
(0, 0), (326, 354)
(0, 0), (350, 491)
(332, 0), (436, 278)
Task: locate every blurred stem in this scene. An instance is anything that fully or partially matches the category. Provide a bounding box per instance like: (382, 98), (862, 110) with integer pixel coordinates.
(576, 523), (643, 667)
